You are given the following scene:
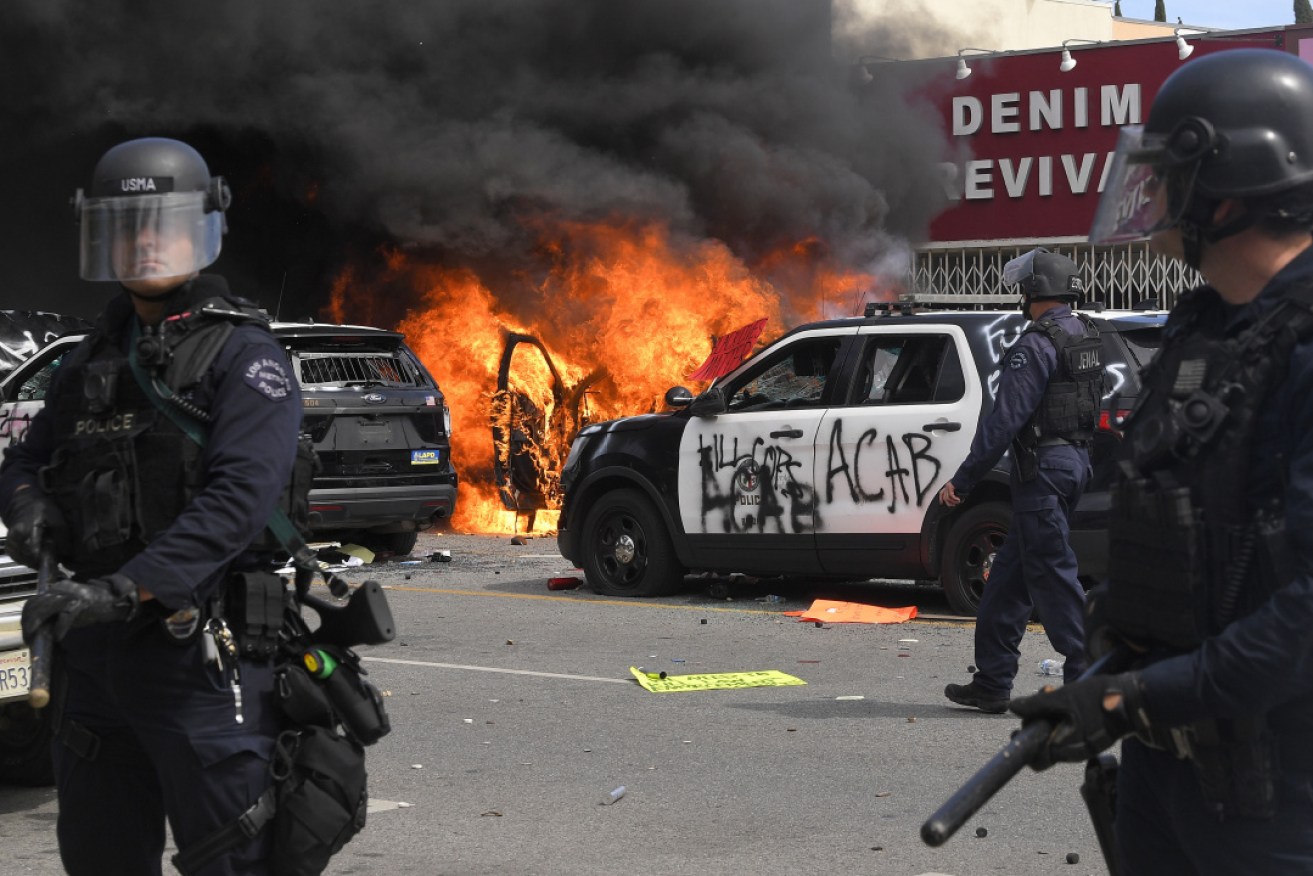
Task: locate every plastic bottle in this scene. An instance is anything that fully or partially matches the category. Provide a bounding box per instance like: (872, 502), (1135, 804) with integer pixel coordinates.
(1038, 658), (1064, 677)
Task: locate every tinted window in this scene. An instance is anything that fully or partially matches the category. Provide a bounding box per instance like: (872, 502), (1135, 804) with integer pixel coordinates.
(1117, 327), (1162, 370)
(851, 334), (962, 405)
(289, 342), (426, 388)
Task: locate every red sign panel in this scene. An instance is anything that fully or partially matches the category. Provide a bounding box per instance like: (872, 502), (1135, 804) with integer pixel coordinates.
(927, 35), (1281, 243)
(688, 318), (768, 381)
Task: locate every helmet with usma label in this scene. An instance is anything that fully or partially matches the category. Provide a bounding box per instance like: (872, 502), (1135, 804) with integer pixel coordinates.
(73, 137), (231, 283)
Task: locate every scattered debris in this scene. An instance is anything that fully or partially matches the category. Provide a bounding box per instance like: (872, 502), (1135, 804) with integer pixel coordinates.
(835, 695), (865, 701)
(756, 594), (784, 604)
(428, 550), (453, 563)
(337, 544), (375, 564)
(630, 666), (805, 692)
(1066, 853), (1080, 864)
(510, 535), (528, 546)
(797, 659), (820, 664)
(411, 764), (424, 770)
(463, 719), (474, 724)
(783, 599), (917, 624)
(546, 576), (583, 591)
(600, 786), (626, 806)
(907, 716), (917, 723)
(480, 810), (503, 817)
(975, 827), (988, 838)
(874, 791), (891, 798)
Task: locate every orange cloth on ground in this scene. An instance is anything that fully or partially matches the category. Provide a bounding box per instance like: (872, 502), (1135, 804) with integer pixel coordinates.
(783, 599), (918, 624)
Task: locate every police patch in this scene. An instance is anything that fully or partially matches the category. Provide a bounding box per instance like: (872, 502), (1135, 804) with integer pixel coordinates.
(1008, 349), (1030, 370)
(242, 357), (292, 401)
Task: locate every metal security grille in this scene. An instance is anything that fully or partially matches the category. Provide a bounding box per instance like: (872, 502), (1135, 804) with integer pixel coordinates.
(910, 241), (1202, 311)
(296, 353), (417, 387)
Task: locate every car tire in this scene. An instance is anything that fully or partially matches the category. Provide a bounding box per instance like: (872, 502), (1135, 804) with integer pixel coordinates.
(580, 488), (682, 597)
(0, 700), (55, 786)
(940, 501), (1011, 617)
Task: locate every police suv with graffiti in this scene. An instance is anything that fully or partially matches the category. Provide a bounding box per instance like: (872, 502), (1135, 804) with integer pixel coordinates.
(557, 302), (1164, 615)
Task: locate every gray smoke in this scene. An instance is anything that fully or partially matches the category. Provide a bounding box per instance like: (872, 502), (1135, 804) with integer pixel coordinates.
(1, 0), (955, 318)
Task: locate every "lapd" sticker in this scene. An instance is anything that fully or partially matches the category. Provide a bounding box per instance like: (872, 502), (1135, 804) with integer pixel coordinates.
(243, 357), (292, 401)
(1007, 349), (1030, 370)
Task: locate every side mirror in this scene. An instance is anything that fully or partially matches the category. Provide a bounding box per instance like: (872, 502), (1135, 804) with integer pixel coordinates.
(688, 386), (727, 417)
(663, 386), (694, 408)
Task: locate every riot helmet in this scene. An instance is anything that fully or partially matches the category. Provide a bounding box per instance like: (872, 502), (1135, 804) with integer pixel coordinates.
(1003, 247), (1083, 310)
(1090, 49), (1313, 250)
(73, 138), (230, 283)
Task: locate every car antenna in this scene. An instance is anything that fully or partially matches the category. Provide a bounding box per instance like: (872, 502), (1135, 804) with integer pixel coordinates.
(274, 271), (288, 321)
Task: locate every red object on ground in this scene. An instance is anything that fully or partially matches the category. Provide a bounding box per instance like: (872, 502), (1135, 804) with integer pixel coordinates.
(547, 577), (583, 591)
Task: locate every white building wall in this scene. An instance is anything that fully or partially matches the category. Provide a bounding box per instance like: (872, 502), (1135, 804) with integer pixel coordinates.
(839, 0), (1144, 60)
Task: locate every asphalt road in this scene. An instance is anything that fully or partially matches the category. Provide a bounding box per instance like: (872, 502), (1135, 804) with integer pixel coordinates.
(1, 532), (1108, 875)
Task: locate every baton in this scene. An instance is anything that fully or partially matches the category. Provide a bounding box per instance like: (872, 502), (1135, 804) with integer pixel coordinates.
(920, 648), (1126, 847)
(27, 549), (56, 709)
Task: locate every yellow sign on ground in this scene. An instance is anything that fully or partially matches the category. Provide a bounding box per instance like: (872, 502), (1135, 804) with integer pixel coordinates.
(629, 666), (807, 693)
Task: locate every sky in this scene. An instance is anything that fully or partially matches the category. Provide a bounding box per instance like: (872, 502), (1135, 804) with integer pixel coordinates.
(1118, 0), (1303, 30)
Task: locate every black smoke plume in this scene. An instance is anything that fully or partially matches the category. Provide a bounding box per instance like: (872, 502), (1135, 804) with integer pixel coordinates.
(0, 0), (952, 325)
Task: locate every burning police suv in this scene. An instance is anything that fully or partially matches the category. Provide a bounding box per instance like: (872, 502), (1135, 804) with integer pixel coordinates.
(556, 300), (1164, 615)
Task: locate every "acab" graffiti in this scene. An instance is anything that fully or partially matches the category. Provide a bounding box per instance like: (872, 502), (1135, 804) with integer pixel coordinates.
(696, 418), (943, 534)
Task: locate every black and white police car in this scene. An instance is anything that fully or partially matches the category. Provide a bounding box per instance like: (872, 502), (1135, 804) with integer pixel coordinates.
(556, 300), (1164, 615)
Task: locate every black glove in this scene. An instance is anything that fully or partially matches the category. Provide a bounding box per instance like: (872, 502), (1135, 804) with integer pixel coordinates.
(1008, 672), (1147, 770)
(3, 488), (70, 571)
(21, 574), (140, 644)
(1083, 583), (1125, 662)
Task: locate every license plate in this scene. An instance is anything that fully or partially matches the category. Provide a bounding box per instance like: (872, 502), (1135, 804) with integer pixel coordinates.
(0, 649), (31, 698)
(411, 449), (441, 465)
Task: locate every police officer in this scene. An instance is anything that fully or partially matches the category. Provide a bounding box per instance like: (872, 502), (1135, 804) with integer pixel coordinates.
(1008, 49), (1313, 873)
(940, 248), (1103, 713)
(0, 137), (302, 875)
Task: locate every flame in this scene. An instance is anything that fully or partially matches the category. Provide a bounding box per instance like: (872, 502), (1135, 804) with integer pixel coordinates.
(326, 218), (890, 534)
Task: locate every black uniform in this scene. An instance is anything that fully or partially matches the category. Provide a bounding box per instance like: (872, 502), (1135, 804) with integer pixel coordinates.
(1099, 249), (1313, 873)
(0, 277), (302, 876)
(948, 303), (1100, 695)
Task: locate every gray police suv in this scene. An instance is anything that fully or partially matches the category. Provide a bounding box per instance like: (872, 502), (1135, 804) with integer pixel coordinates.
(0, 320), (458, 558)
(556, 303), (1164, 615)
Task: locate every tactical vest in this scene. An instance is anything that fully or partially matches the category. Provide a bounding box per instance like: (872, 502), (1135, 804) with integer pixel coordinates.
(1103, 281), (1313, 818)
(1104, 285), (1313, 648)
(39, 293), (312, 579)
(1024, 314), (1104, 443)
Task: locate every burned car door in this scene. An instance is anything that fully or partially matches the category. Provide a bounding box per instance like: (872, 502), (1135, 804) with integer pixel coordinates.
(677, 329), (855, 573)
(814, 324), (981, 577)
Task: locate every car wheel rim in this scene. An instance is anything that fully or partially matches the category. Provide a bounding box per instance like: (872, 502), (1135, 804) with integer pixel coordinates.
(596, 512), (647, 585)
(961, 527), (1004, 606)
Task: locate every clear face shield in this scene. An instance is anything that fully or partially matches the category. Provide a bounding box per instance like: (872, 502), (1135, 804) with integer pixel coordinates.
(1089, 125), (1201, 245)
(77, 191), (223, 282)
(1002, 249), (1039, 286)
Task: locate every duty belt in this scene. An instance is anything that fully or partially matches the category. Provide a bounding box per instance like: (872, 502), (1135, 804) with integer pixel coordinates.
(1038, 436), (1088, 448)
